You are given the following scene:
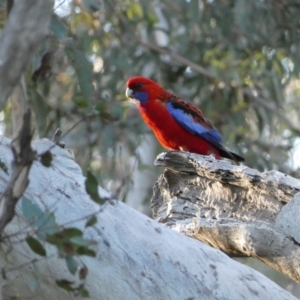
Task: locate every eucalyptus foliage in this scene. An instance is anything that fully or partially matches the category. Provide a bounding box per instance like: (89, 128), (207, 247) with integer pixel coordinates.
(6, 0), (300, 192)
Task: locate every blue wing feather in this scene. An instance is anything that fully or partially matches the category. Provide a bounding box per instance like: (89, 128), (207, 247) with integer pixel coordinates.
(166, 101), (223, 147)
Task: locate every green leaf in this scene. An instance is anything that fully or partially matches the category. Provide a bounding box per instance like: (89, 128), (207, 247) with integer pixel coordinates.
(28, 89), (49, 136)
(83, 0), (101, 13)
(73, 95), (89, 108)
(95, 102), (116, 122)
(37, 212), (60, 239)
(65, 255), (78, 275)
(85, 171), (105, 205)
(22, 197), (59, 240)
(61, 228), (83, 238)
(26, 236), (47, 257)
(80, 288), (90, 298)
(76, 246), (96, 257)
(25, 275), (39, 292)
(40, 151), (53, 167)
(55, 279), (74, 292)
(0, 159), (8, 174)
(50, 15), (67, 40)
(70, 236), (89, 246)
(22, 197), (43, 222)
(46, 233), (63, 245)
(100, 110), (116, 122)
(65, 48), (94, 102)
(85, 215), (97, 227)
(46, 228), (83, 245)
(2, 269), (6, 280)
(95, 101), (106, 112)
(127, 3), (143, 19)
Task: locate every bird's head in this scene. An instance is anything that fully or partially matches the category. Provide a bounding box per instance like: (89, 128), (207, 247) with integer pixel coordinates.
(126, 76), (163, 105)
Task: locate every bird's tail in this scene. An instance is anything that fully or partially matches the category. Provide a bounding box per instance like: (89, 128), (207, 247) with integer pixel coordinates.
(219, 148), (245, 165)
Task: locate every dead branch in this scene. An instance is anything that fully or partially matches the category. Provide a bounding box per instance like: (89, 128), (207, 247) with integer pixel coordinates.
(0, 110), (35, 233)
(0, 138), (295, 299)
(152, 151), (300, 284)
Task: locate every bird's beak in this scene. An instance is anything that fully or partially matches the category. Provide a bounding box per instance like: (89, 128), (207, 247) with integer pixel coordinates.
(125, 88), (133, 98)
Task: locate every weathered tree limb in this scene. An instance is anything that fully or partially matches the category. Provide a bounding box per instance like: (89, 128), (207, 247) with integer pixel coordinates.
(0, 110), (35, 234)
(0, 138), (296, 299)
(152, 151), (300, 284)
(0, 0), (54, 111)
(6, 0), (28, 138)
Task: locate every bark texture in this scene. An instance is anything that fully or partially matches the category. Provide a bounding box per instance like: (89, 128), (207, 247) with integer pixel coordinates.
(0, 0), (54, 110)
(0, 111), (35, 233)
(152, 151), (300, 284)
(0, 138), (296, 299)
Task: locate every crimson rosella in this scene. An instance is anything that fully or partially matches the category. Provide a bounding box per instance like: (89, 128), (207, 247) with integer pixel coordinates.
(125, 76), (244, 164)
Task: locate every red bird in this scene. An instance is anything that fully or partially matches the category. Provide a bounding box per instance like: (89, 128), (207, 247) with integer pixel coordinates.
(125, 76), (244, 164)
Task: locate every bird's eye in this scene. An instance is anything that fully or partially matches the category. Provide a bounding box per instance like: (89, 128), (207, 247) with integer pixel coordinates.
(137, 83), (143, 89)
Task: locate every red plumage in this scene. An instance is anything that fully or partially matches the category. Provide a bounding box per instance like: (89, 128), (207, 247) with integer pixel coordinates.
(126, 76), (244, 164)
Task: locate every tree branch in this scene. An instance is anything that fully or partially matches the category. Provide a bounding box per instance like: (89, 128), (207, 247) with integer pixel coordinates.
(152, 151), (300, 284)
(139, 40), (216, 80)
(0, 0), (54, 111)
(0, 138), (296, 299)
(0, 110), (35, 233)
(6, 1), (29, 138)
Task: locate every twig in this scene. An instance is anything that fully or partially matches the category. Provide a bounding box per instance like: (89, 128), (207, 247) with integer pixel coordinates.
(51, 128), (62, 143)
(36, 112), (100, 159)
(243, 87), (300, 135)
(139, 40), (216, 80)
(51, 128), (65, 148)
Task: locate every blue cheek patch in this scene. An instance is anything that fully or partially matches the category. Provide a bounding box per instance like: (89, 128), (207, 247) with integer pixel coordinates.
(133, 91), (148, 104)
(166, 102), (223, 147)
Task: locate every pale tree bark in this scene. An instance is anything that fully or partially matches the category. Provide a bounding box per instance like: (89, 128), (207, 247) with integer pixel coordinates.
(0, 0), (54, 111)
(5, 1), (28, 138)
(0, 110), (35, 233)
(152, 151), (300, 285)
(0, 137), (296, 299)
